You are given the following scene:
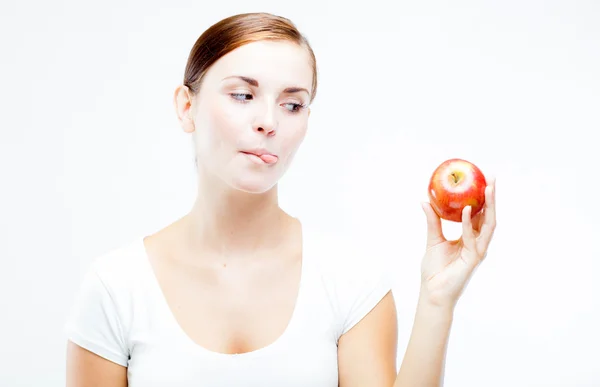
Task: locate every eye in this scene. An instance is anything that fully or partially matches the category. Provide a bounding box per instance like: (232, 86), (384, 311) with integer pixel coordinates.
(282, 102), (306, 113)
(230, 93), (253, 102)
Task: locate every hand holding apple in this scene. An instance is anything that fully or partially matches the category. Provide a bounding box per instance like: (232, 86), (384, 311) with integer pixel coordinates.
(418, 159), (497, 310)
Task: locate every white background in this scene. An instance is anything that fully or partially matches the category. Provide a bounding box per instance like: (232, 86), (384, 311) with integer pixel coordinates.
(1, 0), (599, 386)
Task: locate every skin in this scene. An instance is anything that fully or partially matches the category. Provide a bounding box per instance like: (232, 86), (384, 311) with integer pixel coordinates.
(66, 39), (497, 387)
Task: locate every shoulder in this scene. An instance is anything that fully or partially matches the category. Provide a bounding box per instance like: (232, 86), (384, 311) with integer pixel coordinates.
(64, 238), (147, 366)
(305, 225), (391, 285)
(68, 237), (149, 329)
(303, 225), (394, 338)
(84, 238), (147, 292)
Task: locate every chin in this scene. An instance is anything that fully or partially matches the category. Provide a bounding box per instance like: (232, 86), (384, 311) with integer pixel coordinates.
(228, 173), (279, 194)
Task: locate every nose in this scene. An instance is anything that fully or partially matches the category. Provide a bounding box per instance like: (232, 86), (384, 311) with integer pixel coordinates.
(254, 125), (276, 137)
(252, 102), (277, 136)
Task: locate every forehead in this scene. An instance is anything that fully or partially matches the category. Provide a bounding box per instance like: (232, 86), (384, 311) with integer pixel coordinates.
(207, 40), (313, 90)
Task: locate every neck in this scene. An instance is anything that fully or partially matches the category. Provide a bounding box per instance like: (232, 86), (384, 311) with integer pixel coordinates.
(183, 166), (289, 256)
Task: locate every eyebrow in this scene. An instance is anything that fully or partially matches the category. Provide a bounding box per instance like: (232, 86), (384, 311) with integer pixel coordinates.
(222, 75), (310, 96)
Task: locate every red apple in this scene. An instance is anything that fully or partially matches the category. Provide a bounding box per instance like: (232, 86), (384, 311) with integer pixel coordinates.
(427, 158), (487, 223)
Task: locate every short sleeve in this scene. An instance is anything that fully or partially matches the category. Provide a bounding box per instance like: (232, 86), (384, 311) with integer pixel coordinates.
(339, 260), (393, 335)
(63, 265), (130, 367)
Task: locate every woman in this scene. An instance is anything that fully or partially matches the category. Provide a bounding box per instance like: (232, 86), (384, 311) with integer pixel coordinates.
(64, 12), (497, 387)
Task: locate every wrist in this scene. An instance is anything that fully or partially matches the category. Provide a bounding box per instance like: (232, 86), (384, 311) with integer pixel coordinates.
(413, 299), (455, 335)
(418, 285), (457, 316)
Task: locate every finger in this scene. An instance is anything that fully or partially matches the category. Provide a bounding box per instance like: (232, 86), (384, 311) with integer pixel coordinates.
(477, 178), (497, 250)
(471, 175), (492, 233)
(461, 205), (478, 255)
(471, 208), (485, 233)
(421, 202), (446, 247)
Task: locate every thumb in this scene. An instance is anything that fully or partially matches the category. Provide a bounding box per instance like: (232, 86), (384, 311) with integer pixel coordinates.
(421, 202), (445, 247)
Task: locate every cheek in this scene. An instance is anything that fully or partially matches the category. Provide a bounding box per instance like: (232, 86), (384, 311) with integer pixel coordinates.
(279, 119), (308, 158)
(202, 99), (248, 150)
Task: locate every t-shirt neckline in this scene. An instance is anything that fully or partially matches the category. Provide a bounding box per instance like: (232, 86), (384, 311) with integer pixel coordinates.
(136, 217), (309, 360)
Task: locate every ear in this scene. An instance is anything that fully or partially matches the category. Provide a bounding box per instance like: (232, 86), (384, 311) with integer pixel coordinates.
(173, 85), (195, 133)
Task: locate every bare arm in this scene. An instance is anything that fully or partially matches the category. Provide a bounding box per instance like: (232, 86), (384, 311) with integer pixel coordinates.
(338, 290), (453, 387)
(337, 291), (399, 387)
(66, 341), (128, 387)
(393, 291), (453, 387)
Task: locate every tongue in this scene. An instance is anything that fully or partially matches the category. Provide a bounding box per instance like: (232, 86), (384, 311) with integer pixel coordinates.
(259, 154), (278, 164)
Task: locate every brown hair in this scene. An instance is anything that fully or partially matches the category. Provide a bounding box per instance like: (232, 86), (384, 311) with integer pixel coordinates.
(183, 12), (318, 102)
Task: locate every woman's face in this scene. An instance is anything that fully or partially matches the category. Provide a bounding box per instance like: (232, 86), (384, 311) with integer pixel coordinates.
(177, 40), (314, 194)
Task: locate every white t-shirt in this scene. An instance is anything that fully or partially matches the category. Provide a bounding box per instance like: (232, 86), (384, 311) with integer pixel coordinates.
(64, 226), (392, 386)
